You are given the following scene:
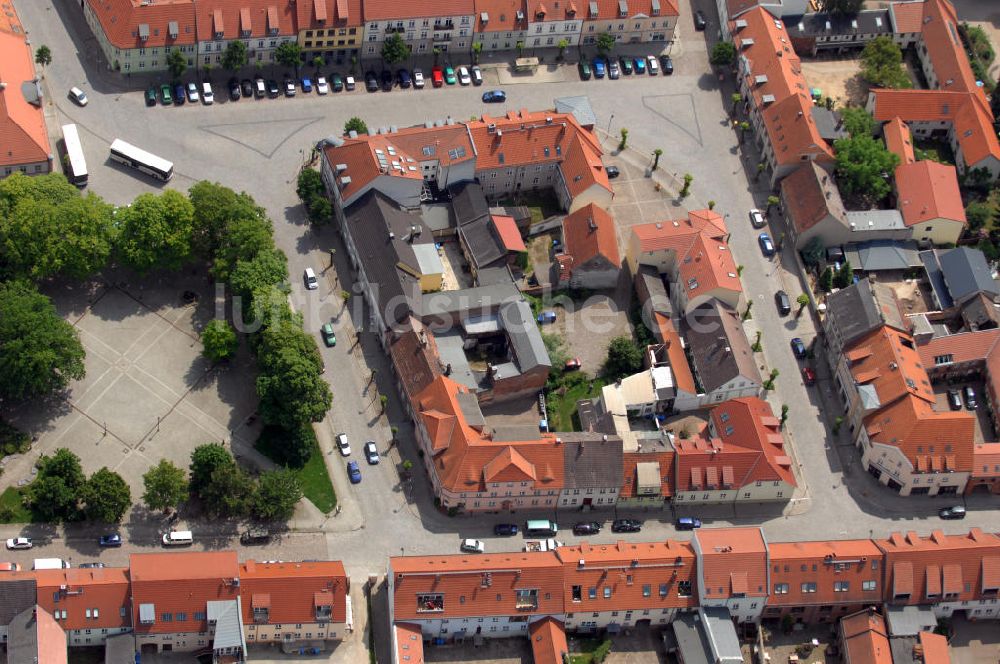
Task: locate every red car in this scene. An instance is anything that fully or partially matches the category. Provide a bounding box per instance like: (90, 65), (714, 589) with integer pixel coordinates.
(431, 66), (444, 88)
(565, 358), (582, 371)
(802, 366), (816, 386)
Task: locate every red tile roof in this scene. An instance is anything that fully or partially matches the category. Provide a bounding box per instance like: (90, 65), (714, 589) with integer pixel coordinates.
(653, 314), (696, 394)
(842, 610), (892, 664)
(389, 318), (443, 409)
(919, 0), (983, 101)
(528, 0), (579, 21)
(709, 397), (796, 486)
(321, 134), (424, 202)
(85, 0), (197, 49)
(29, 568), (131, 631)
(917, 328), (1000, 367)
(587, 0), (662, 20)
(780, 161), (845, 235)
(919, 632), (951, 664)
(240, 559), (349, 625)
(694, 527), (768, 598)
(768, 539), (883, 607)
(895, 160), (966, 227)
(972, 443), (1000, 479)
(563, 203), (620, 268)
(364, 0), (475, 19)
(883, 117), (915, 165)
(475, 0), (529, 33)
(889, 1), (924, 34)
(530, 617), (568, 664)
(848, 327), (935, 409)
(296, 0), (362, 29)
(492, 214), (526, 252)
(0, 11), (51, 168)
(395, 623), (425, 664)
(864, 394), (976, 472)
(631, 209), (728, 255)
(620, 450), (675, 498)
(679, 232), (742, 305)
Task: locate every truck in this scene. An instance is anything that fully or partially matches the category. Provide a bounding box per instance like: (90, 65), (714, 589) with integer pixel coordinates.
(523, 538), (563, 552)
(33, 558), (70, 570)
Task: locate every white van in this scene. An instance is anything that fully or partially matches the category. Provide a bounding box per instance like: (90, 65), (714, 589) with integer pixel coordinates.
(201, 82), (214, 105)
(33, 558), (71, 570)
(304, 267), (318, 290)
(162, 530), (193, 546)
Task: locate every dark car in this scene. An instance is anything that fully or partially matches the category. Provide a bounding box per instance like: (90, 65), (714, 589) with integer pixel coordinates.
(572, 521), (602, 535)
(145, 86), (158, 106)
(364, 441), (380, 465)
(482, 89), (507, 103)
(758, 232), (775, 257)
(381, 70), (393, 91)
(675, 517), (702, 530)
(494, 523), (519, 536)
(611, 519), (642, 533)
(947, 389), (962, 410)
(398, 68), (412, 88)
(266, 79), (280, 98)
(791, 337), (807, 359)
(99, 534), (122, 547)
(347, 460), (362, 484)
(283, 78), (296, 97)
(694, 9), (707, 30)
(241, 79), (254, 98)
(78, 562), (106, 569)
(301, 77), (313, 93)
(938, 505), (966, 520)
(964, 386), (978, 410)
(330, 72), (344, 92)
(775, 290), (791, 316)
(619, 57), (633, 75)
(240, 527), (271, 545)
(228, 77), (241, 101)
(578, 61), (592, 80)
(159, 83), (173, 105)
(173, 83), (186, 105)
(605, 165), (620, 178)
(660, 55), (674, 75)
(365, 71), (379, 92)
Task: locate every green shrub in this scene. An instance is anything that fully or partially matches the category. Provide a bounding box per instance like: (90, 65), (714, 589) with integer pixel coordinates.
(0, 419), (30, 456)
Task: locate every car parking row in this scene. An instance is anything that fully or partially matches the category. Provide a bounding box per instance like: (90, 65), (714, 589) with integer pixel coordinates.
(579, 54), (674, 80)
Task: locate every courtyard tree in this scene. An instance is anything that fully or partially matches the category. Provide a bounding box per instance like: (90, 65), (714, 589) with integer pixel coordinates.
(819, 266), (835, 292)
(834, 260), (854, 289)
(200, 462), (255, 517)
(189, 443), (234, 496)
(652, 148), (663, 171)
(221, 39), (249, 72)
(0, 280), (85, 401)
(344, 116), (368, 136)
(966, 200), (994, 231)
(116, 189), (196, 273)
(604, 336), (643, 380)
(202, 319), (238, 362)
(27, 448), (86, 521)
(82, 467), (132, 523)
(710, 41), (736, 67)
(840, 107), (875, 137)
(167, 48), (188, 79)
(819, 0), (863, 15)
(142, 459), (189, 513)
(253, 468), (303, 521)
(381, 33), (411, 65)
(296, 168), (324, 202)
(34, 45), (52, 70)
(860, 36), (911, 89)
(801, 236), (825, 267)
(596, 32), (616, 54)
(834, 133), (899, 203)
(274, 42), (303, 70)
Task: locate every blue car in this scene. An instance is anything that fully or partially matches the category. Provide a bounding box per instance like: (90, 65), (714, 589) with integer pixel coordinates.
(99, 534), (122, 547)
(791, 337), (807, 359)
(537, 310), (557, 324)
(494, 523), (519, 536)
(634, 57), (646, 74)
(593, 58), (606, 78)
(347, 460), (362, 484)
(173, 83), (186, 105)
(301, 77), (313, 93)
(482, 89), (506, 103)
(758, 232), (775, 257)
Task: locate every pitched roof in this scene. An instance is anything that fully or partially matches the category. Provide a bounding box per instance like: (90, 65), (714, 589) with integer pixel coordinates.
(694, 527), (768, 598)
(194, 0), (296, 40)
(781, 162), (846, 235)
(389, 318), (443, 408)
(919, 0), (984, 101)
(85, 0), (198, 50)
(841, 610), (892, 664)
(8, 606), (67, 664)
(632, 209), (729, 254)
(709, 397), (796, 486)
(683, 301), (761, 392)
(492, 215), (526, 252)
(938, 247), (1000, 302)
(825, 280), (908, 346)
(364, 0), (475, 19)
(847, 326), (935, 412)
(895, 161), (966, 227)
(769, 539), (884, 607)
(620, 449), (675, 498)
(763, 94), (837, 167)
(0, 16), (50, 168)
(972, 442), (1000, 479)
(528, 0), (580, 21)
(654, 314), (696, 394)
(563, 203), (621, 269)
(919, 632), (951, 664)
(530, 617), (569, 664)
(394, 623), (425, 664)
(475, 0), (528, 32)
(561, 434), (624, 489)
(917, 328), (1000, 367)
(295, 0), (363, 28)
(889, 1), (924, 34)
(679, 232), (742, 304)
(883, 116), (915, 165)
(0, 578), (36, 624)
(30, 568), (131, 631)
(240, 559), (349, 625)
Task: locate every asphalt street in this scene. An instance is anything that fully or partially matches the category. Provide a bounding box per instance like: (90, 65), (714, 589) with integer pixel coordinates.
(3, 0), (998, 581)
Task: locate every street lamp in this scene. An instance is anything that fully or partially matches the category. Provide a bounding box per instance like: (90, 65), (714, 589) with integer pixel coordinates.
(607, 113), (615, 138)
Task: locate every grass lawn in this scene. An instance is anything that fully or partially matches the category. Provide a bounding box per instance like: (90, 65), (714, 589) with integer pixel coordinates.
(568, 638), (612, 664)
(255, 428), (337, 514)
(497, 190), (563, 224)
(914, 139), (955, 165)
(547, 376), (607, 432)
(0, 486), (36, 523)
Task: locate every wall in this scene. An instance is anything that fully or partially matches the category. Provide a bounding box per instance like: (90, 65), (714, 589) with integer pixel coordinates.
(524, 19), (583, 47)
(558, 486), (619, 508)
(908, 218), (963, 246)
(579, 15), (673, 45)
(477, 162), (560, 199)
(361, 15), (475, 58)
(246, 621), (344, 643)
(859, 433), (970, 496)
(569, 256), (619, 289)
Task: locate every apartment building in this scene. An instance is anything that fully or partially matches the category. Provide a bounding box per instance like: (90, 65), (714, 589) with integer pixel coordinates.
(194, 0), (297, 68)
(525, 0), (584, 48)
(296, 0), (364, 63)
(362, 0), (476, 57)
(474, 0), (530, 52)
(0, 1), (51, 178)
(559, 203), (622, 289)
(85, 0), (198, 74)
(578, 0), (678, 47)
(691, 527), (769, 623)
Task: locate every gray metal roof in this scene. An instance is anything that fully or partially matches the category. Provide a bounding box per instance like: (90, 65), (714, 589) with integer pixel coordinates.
(207, 598), (246, 652)
(671, 615), (712, 664)
(785, 9), (892, 38)
(554, 96), (597, 129)
(682, 301), (761, 392)
(456, 391), (486, 428)
(885, 605), (937, 637)
(434, 331), (479, 390)
(637, 264), (672, 317)
(810, 107), (848, 142)
(413, 243), (444, 276)
(419, 281), (521, 319)
(845, 209), (905, 232)
(825, 279), (906, 346)
(459, 215), (507, 270)
(844, 239), (921, 271)
(939, 246), (999, 304)
(492, 424), (545, 442)
(499, 300), (552, 371)
(920, 249), (954, 309)
(561, 433), (624, 489)
(700, 607), (743, 664)
(449, 181), (490, 227)
(0, 578), (36, 624)
(476, 265), (515, 287)
(462, 314), (501, 335)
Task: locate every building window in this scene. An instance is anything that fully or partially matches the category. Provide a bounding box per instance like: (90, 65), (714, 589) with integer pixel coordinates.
(801, 582), (817, 593)
(774, 583), (789, 594)
(603, 587), (612, 599)
(863, 580), (877, 591)
(834, 581), (850, 592)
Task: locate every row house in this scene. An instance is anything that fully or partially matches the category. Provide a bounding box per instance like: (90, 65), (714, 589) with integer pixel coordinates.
(474, 0), (530, 52)
(691, 527), (769, 623)
(194, 0), (297, 68)
(296, 0), (365, 63)
(85, 0), (198, 74)
(0, 3), (52, 178)
(525, 0), (583, 48)
(362, 0), (476, 57)
(579, 0), (676, 46)
(32, 568), (132, 647)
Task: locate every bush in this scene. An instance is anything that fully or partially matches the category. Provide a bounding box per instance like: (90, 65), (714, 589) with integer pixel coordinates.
(0, 419), (30, 456)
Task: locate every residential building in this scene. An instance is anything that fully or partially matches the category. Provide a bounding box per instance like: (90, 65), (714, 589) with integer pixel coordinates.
(525, 0), (583, 48)
(8, 606), (67, 664)
(781, 162), (849, 251)
(0, 2), (50, 178)
(558, 435), (624, 508)
(84, 0), (198, 74)
(934, 247), (999, 308)
(618, 448), (675, 508)
(362, 0), (475, 57)
(458, 211), (527, 280)
(822, 279), (907, 365)
(840, 609), (893, 664)
(32, 567), (132, 647)
(894, 160), (966, 245)
(680, 301), (762, 410)
(785, 10), (893, 57)
(691, 527), (769, 623)
(0, 578), (35, 647)
(579, 0), (678, 47)
(296, 0), (364, 63)
(474, 0), (530, 52)
(388, 317), (443, 419)
(559, 203), (622, 289)
(194, 0), (296, 69)
(717, 0), (809, 39)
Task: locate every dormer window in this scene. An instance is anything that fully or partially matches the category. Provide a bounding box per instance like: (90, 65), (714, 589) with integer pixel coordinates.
(138, 23), (150, 41)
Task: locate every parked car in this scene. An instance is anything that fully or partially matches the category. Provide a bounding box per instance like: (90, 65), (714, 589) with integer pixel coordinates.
(802, 366), (816, 386)
(565, 358), (582, 370)
(266, 79), (280, 98)
(634, 57), (646, 74)
(758, 232), (775, 256)
(938, 505), (966, 520)
(675, 517), (702, 530)
(482, 89), (506, 103)
(321, 323), (337, 347)
(619, 57), (633, 75)
(159, 83), (173, 105)
(254, 77), (267, 98)
(471, 65), (483, 85)
(413, 69), (425, 88)
(336, 433), (351, 456)
(444, 65), (457, 85)
(99, 533), (122, 547)
(364, 441), (380, 464)
(397, 68), (412, 88)
(364, 71), (378, 92)
(380, 69), (393, 91)
(432, 66), (444, 87)
(647, 55), (659, 75)
(228, 77), (241, 101)
(329, 72), (343, 92)
(775, 290), (791, 316)
(964, 386), (978, 409)
(572, 521), (601, 535)
(791, 337), (807, 359)
(347, 460), (362, 484)
(284, 78), (296, 96)
(6, 537), (32, 550)
(316, 76), (329, 94)
(303, 267), (318, 290)
(240, 527), (271, 545)
(578, 61), (592, 80)
(0, 562), (22, 571)
(301, 77), (313, 93)
(145, 86), (158, 106)
(241, 79), (255, 97)
(694, 9), (707, 30)
(201, 82), (214, 104)
(593, 58), (606, 78)
(458, 66), (471, 85)
(494, 523), (519, 536)
(608, 59), (621, 79)
(749, 208), (766, 228)
(537, 310), (557, 324)
(605, 165), (620, 179)
(460, 538), (485, 553)
(660, 55), (674, 75)
(69, 86), (89, 106)
(173, 83), (186, 105)
(611, 519), (642, 533)
(344, 75), (356, 91)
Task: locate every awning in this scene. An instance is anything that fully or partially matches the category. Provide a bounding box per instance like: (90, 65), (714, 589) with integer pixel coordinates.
(942, 564), (962, 595)
(925, 565), (941, 596)
(893, 561), (913, 597)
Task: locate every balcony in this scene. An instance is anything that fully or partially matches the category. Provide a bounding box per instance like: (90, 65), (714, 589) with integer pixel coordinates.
(433, 20), (454, 30)
(515, 590), (538, 611)
(417, 594), (444, 613)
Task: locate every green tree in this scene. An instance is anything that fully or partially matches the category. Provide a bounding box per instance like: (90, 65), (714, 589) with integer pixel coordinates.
(604, 336), (643, 380)
(258, 422), (315, 468)
(274, 41), (303, 70)
(596, 32), (616, 54)
(0, 281), (85, 401)
(834, 260), (854, 289)
(766, 195), (780, 213)
(308, 194), (332, 224)
(796, 293), (810, 312)
(188, 181), (267, 261)
(556, 39), (568, 60)
(256, 320), (332, 428)
(730, 92), (742, 114)
(711, 41), (736, 67)
(228, 248), (289, 302)
(381, 33), (411, 65)
(834, 134), (899, 202)
(763, 368), (780, 390)
(819, 266), (835, 292)
(0, 171), (80, 217)
(200, 462), (254, 517)
(209, 206), (274, 282)
(116, 189), (196, 273)
(312, 55), (325, 70)
(221, 39), (248, 72)
(738, 121), (750, 142)
(253, 468), (303, 521)
(618, 128), (629, 150)
(167, 48), (188, 79)
(801, 236), (826, 267)
(82, 468), (132, 523)
(297, 168), (324, 203)
(680, 173), (693, 197)
(34, 45), (52, 69)
(344, 116), (368, 136)
(189, 443), (234, 497)
(202, 319), (238, 362)
(966, 200), (995, 231)
(27, 448), (86, 521)
(541, 332), (569, 376)
(840, 107), (875, 137)
(142, 459), (188, 513)
(652, 148), (663, 171)
(860, 36), (911, 89)
(819, 0), (864, 15)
